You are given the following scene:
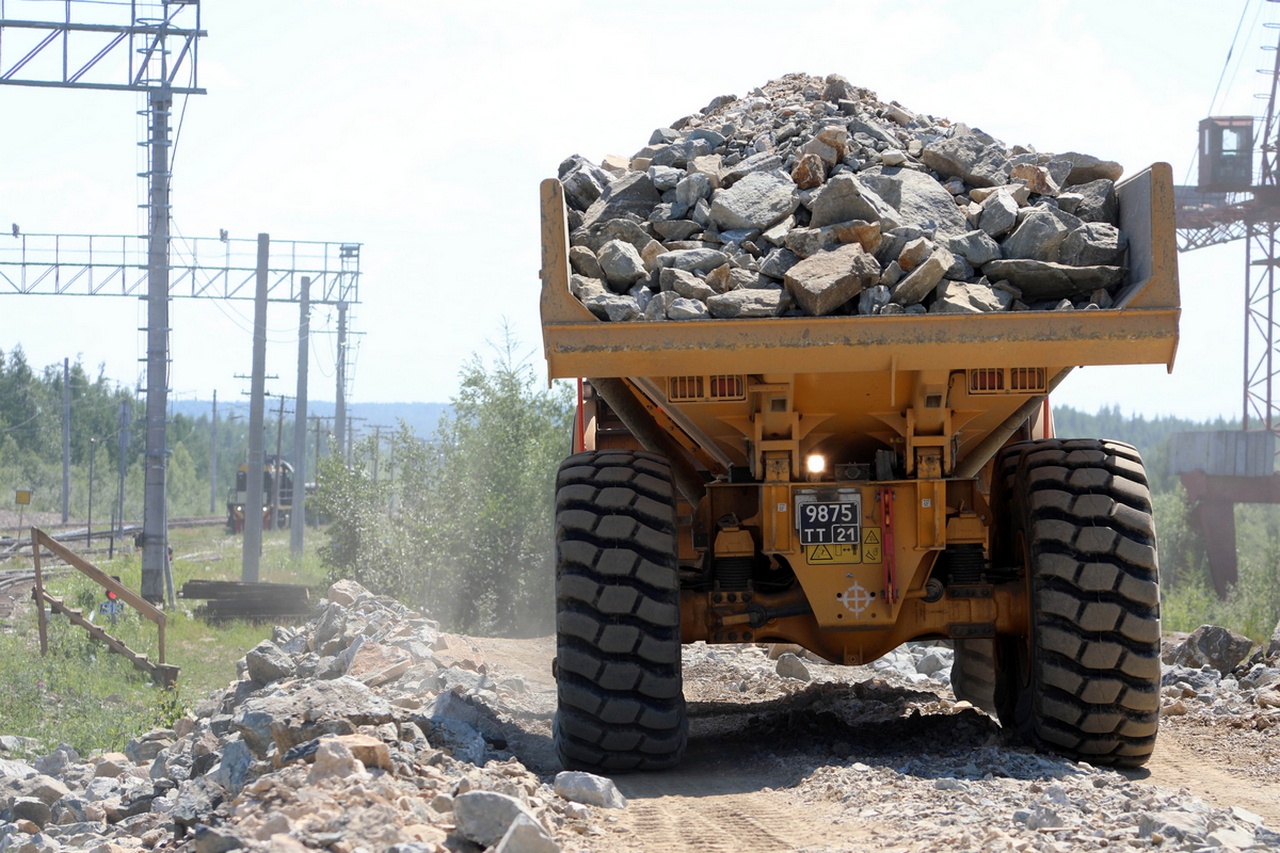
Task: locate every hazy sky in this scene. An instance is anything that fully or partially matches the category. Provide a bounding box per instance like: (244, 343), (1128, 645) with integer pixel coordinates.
(0, 1), (1265, 420)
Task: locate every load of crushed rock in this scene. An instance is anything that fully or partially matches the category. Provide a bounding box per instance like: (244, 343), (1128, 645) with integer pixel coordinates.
(558, 72), (1129, 322)
(0, 580), (614, 853)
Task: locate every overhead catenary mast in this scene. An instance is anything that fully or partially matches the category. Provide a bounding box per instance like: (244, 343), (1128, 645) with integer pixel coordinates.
(0, 1), (362, 593)
(0, 0), (206, 601)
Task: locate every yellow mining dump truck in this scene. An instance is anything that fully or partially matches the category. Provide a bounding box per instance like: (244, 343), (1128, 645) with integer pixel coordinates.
(540, 165), (1179, 771)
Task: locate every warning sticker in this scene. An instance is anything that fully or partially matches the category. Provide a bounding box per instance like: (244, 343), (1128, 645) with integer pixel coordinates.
(861, 528), (883, 564)
(806, 543), (859, 564)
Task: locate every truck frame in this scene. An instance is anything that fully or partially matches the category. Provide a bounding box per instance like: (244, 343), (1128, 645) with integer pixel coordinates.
(539, 164), (1180, 771)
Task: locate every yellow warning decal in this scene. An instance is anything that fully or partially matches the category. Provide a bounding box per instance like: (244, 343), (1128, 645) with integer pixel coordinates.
(862, 528), (883, 564)
(806, 543), (859, 564)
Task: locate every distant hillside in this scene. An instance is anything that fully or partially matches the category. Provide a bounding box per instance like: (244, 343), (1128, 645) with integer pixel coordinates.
(167, 399), (1234, 494)
(1052, 404), (1240, 493)
(168, 400), (450, 440)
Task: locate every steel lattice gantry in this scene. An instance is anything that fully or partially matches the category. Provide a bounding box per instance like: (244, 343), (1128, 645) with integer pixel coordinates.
(0, 233), (361, 304)
(1244, 203), (1280, 432)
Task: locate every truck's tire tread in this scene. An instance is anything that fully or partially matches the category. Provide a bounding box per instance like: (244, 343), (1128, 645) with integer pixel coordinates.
(554, 450), (687, 772)
(1002, 438), (1161, 768)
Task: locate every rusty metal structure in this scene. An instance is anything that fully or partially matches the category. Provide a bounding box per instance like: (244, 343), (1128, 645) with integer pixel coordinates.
(1172, 1), (1280, 596)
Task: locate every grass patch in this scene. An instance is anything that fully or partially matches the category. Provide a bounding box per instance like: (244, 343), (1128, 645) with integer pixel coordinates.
(0, 525), (327, 757)
(1161, 551), (1280, 644)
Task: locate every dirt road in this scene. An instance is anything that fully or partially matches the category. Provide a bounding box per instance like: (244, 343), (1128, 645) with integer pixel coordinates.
(473, 636), (1280, 851)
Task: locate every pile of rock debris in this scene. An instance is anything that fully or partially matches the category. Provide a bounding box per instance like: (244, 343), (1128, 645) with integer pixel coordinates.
(0, 580), (615, 853)
(559, 72), (1131, 322)
(1, 580), (1278, 853)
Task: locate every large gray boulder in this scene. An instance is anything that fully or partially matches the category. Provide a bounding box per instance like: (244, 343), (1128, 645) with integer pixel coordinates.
(581, 172), (659, 230)
(495, 813), (560, 853)
(454, 791), (540, 849)
(855, 166), (969, 237)
(230, 676), (395, 759)
(668, 297), (711, 320)
(890, 248), (955, 306)
(582, 291), (642, 322)
(921, 125), (1011, 187)
(710, 170), (799, 231)
(931, 281), (1015, 314)
(597, 240), (648, 291)
(1059, 222), (1127, 267)
(784, 243), (880, 316)
(721, 151), (785, 186)
(660, 267), (716, 302)
(707, 288), (791, 318)
(941, 230), (1001, 267)
(982, 259), (1125, 302)
(1170, 625), (1257, 675)
(1057, 151), (1124, 184)
(558, 154), (614, 212)
(654, 248), (731, 274)
(1068, 178), (1118, 224)
(244, 640), (294, 686)
(553, 771), (628, 809)
(1001, 208), (1070, 262)
(808, 173), (882, 228)
(977, 190), (1019, 238)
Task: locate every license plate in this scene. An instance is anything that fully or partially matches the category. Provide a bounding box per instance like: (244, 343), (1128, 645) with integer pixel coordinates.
(796, 499), (861, 546)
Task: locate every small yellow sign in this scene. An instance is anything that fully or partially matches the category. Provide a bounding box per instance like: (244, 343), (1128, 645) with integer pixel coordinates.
(806, 542), (859, 564)
(15, 489), (31, 506)
(862, 527), (883, 564)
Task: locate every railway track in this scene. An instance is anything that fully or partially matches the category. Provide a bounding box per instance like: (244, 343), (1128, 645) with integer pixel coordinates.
(0, 516), (225, 619)
(0, 515), (227, 562)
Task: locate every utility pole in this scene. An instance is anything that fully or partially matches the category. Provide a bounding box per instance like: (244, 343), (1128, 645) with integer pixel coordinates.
(273, 393), (288, 529)
(291, 277), (310, 557)
(370, 424), (392, 484)
(61, 358), (70, 524)
(334, 301), (348, 459)
(112, 399), (131, 560)
(243, 234), (269, 584)
(210, 391), (218, 515)
(140, 82), (173, 603)
(88, 438), (97, 545)
(345, 415), (367, 467)
(311, 415), (328, 471)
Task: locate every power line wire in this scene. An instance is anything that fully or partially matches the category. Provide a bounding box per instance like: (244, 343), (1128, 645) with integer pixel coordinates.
(1187, 0), (1260, 185)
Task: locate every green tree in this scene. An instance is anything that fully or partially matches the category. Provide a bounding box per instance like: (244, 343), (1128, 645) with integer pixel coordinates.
(314, 330), (573, 636)
(313, 440), (394, 591)
(415, 334), (573, 634)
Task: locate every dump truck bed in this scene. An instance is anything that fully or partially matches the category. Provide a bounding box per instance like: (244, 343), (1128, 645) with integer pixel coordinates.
(540, 163), (1180, 380)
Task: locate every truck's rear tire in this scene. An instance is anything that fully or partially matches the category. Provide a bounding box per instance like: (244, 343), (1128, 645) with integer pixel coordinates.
(1000, 438), (1161, 767)
(553, 449), (687, 771)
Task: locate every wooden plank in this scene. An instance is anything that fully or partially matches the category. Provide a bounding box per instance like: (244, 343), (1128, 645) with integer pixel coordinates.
(46, 596), (170, 683)
(31, 528), (168, 664)
(30, 528), (178, 678)
(31, 527), (47, 656)
(32, 530), (166, 628)
(181, 579), (311, 602)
